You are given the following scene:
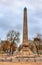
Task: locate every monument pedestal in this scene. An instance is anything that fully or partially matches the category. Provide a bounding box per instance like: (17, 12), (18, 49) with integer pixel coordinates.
(15, 45), (33, 58)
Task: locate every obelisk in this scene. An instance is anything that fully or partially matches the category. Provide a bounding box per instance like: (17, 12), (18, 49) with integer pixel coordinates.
(21, 7), (33, 54)
(22, 7), (28, 46)
(15, 7), (33, 59)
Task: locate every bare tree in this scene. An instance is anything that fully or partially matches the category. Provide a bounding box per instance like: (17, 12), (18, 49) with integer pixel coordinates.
(34, 33), (42, 55)
(6, 30), (20, 55)
(7, 30), (20, 44)
(36, 33), (42, 40)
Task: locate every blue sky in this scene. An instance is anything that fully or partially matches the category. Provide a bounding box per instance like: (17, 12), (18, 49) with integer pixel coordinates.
(0, 0), (42, 42)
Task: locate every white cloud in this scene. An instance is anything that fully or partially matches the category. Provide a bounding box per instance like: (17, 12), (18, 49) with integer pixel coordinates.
(30, 0), (42, 11)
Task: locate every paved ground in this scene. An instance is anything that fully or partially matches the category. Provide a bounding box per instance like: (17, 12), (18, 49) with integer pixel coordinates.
(0, 62), (42, 65)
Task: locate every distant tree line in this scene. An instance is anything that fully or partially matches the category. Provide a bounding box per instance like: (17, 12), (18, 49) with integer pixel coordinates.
(0, 32), (42, 55)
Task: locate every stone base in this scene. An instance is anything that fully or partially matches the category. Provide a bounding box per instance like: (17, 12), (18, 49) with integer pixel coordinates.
(12, 56), (42, 62)
(16, 45), (33, 58)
